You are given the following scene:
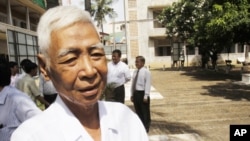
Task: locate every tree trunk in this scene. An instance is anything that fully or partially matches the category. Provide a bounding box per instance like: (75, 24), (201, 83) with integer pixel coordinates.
(85, 0), (91, 12)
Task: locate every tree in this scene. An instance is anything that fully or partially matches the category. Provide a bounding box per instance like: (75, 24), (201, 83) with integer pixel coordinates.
(159, 0), (250, 69)
(158, 0), (204, 66)
(91, 0), (117, 35)
(85, 0), (91, 12)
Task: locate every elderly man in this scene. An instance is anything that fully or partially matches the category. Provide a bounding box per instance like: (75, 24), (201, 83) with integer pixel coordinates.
(11, 6), (148, 141)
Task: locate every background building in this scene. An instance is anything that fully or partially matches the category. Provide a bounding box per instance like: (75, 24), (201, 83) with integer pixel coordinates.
(0, 0), (46, 67)
(1, 0), (247, 70)
(123, 0), (247, 68)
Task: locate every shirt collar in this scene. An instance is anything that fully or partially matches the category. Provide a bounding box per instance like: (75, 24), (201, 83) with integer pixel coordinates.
(112, 61), (121, 65)
(51, 96), (90, 140)
(53, 96), (118, 140)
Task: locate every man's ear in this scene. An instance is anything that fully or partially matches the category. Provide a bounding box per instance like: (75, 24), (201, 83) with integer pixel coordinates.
(37, 53), (50, 80)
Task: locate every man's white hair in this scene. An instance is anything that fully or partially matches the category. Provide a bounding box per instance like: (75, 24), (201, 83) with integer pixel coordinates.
(37, 6), (99, 61)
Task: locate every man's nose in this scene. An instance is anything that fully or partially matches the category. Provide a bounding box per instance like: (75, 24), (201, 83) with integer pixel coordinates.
(78, 56), (97, 79)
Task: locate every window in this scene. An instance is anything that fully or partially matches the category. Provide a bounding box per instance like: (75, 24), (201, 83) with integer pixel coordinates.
(153, 10), (164, 28)
(238, 44), (244, 53)
(7, 30), (38, 72)
(155, 46), (171, 56)
(0, 13), (7, 23)
(221, 44), (236, 53)
(187, 46), (195, 55)
(154, 38), (171, 56)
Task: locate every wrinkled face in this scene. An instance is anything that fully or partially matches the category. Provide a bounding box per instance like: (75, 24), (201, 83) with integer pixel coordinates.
(135, 58), (144, 69)
(112, 52), (120, 64)
(39, 22), (107, 108)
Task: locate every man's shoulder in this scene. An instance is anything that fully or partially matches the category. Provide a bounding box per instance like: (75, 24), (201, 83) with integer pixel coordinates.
(11, 106), (56, 140)
(4, 86), (28, 99)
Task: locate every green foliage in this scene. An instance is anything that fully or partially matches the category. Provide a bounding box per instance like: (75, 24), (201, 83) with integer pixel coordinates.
(91, 0), (118, 28)
(158, 0), (250, 68)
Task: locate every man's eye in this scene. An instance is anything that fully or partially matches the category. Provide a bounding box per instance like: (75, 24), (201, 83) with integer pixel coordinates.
(91, 53), (104, 60)
(63, 57), (77, 64)
(92, 53), (104, 57)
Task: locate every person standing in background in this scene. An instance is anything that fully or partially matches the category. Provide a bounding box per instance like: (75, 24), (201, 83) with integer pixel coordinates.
(131, 56), (151, 132)
(14, 59), (32, 87)
(16, 62), (49, 108)
(8, 61), (19, 87)
(0, 59), (41, 141)
(39, 74), (57, 109)
(107, 49), (131, 103)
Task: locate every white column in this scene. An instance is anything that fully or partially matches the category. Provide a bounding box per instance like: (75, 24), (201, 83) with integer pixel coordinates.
(195, 47), (199, 55)
(235, 43), (238, 53)
(26, 7), (30, 30)
(6, 0), (13, 25)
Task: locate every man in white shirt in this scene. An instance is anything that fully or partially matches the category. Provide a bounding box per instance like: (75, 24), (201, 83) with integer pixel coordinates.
(11, 6), (148, 141)
(39, 74), (57, 108)
(131, 56), (151, 133)
(107, 49), (131, 103)
(8, 61), (19, 87)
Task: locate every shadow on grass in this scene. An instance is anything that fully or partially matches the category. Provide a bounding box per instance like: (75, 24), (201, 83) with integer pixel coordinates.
(149, 120), (204, 136)
(151, 67), (242, 81)
(201, 82), (250, 101)
(153, 67), (250, 101)
(158, 67), (250, 101)
(126, 104), (206, 138)
(180, 69), (241, 81)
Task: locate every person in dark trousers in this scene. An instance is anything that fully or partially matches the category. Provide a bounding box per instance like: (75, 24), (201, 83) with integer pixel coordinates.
(107, 49), (131, 103)
(131, 56), (151, 132)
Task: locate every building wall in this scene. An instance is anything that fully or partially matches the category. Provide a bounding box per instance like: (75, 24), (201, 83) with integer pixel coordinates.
(0, 39), (7, 54)
(125, 0), (247, 69)
(0, 0), (45, 64)
(126, 0), (178, 67)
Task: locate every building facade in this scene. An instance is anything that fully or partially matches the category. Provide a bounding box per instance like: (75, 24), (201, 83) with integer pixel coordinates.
(0, 0), (46, 66)
(124, 0), (247, 68)
(1, 0), (248, 70)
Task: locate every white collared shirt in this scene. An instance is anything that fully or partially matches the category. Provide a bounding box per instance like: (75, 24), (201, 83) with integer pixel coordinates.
(131, 67), (151, 99)
(10, 74), (19, 87)
(107, 61), (131, 87)
(11, 96), (148, 141)
(39, 74), (57, 95)
(0, 86), (41, 141)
